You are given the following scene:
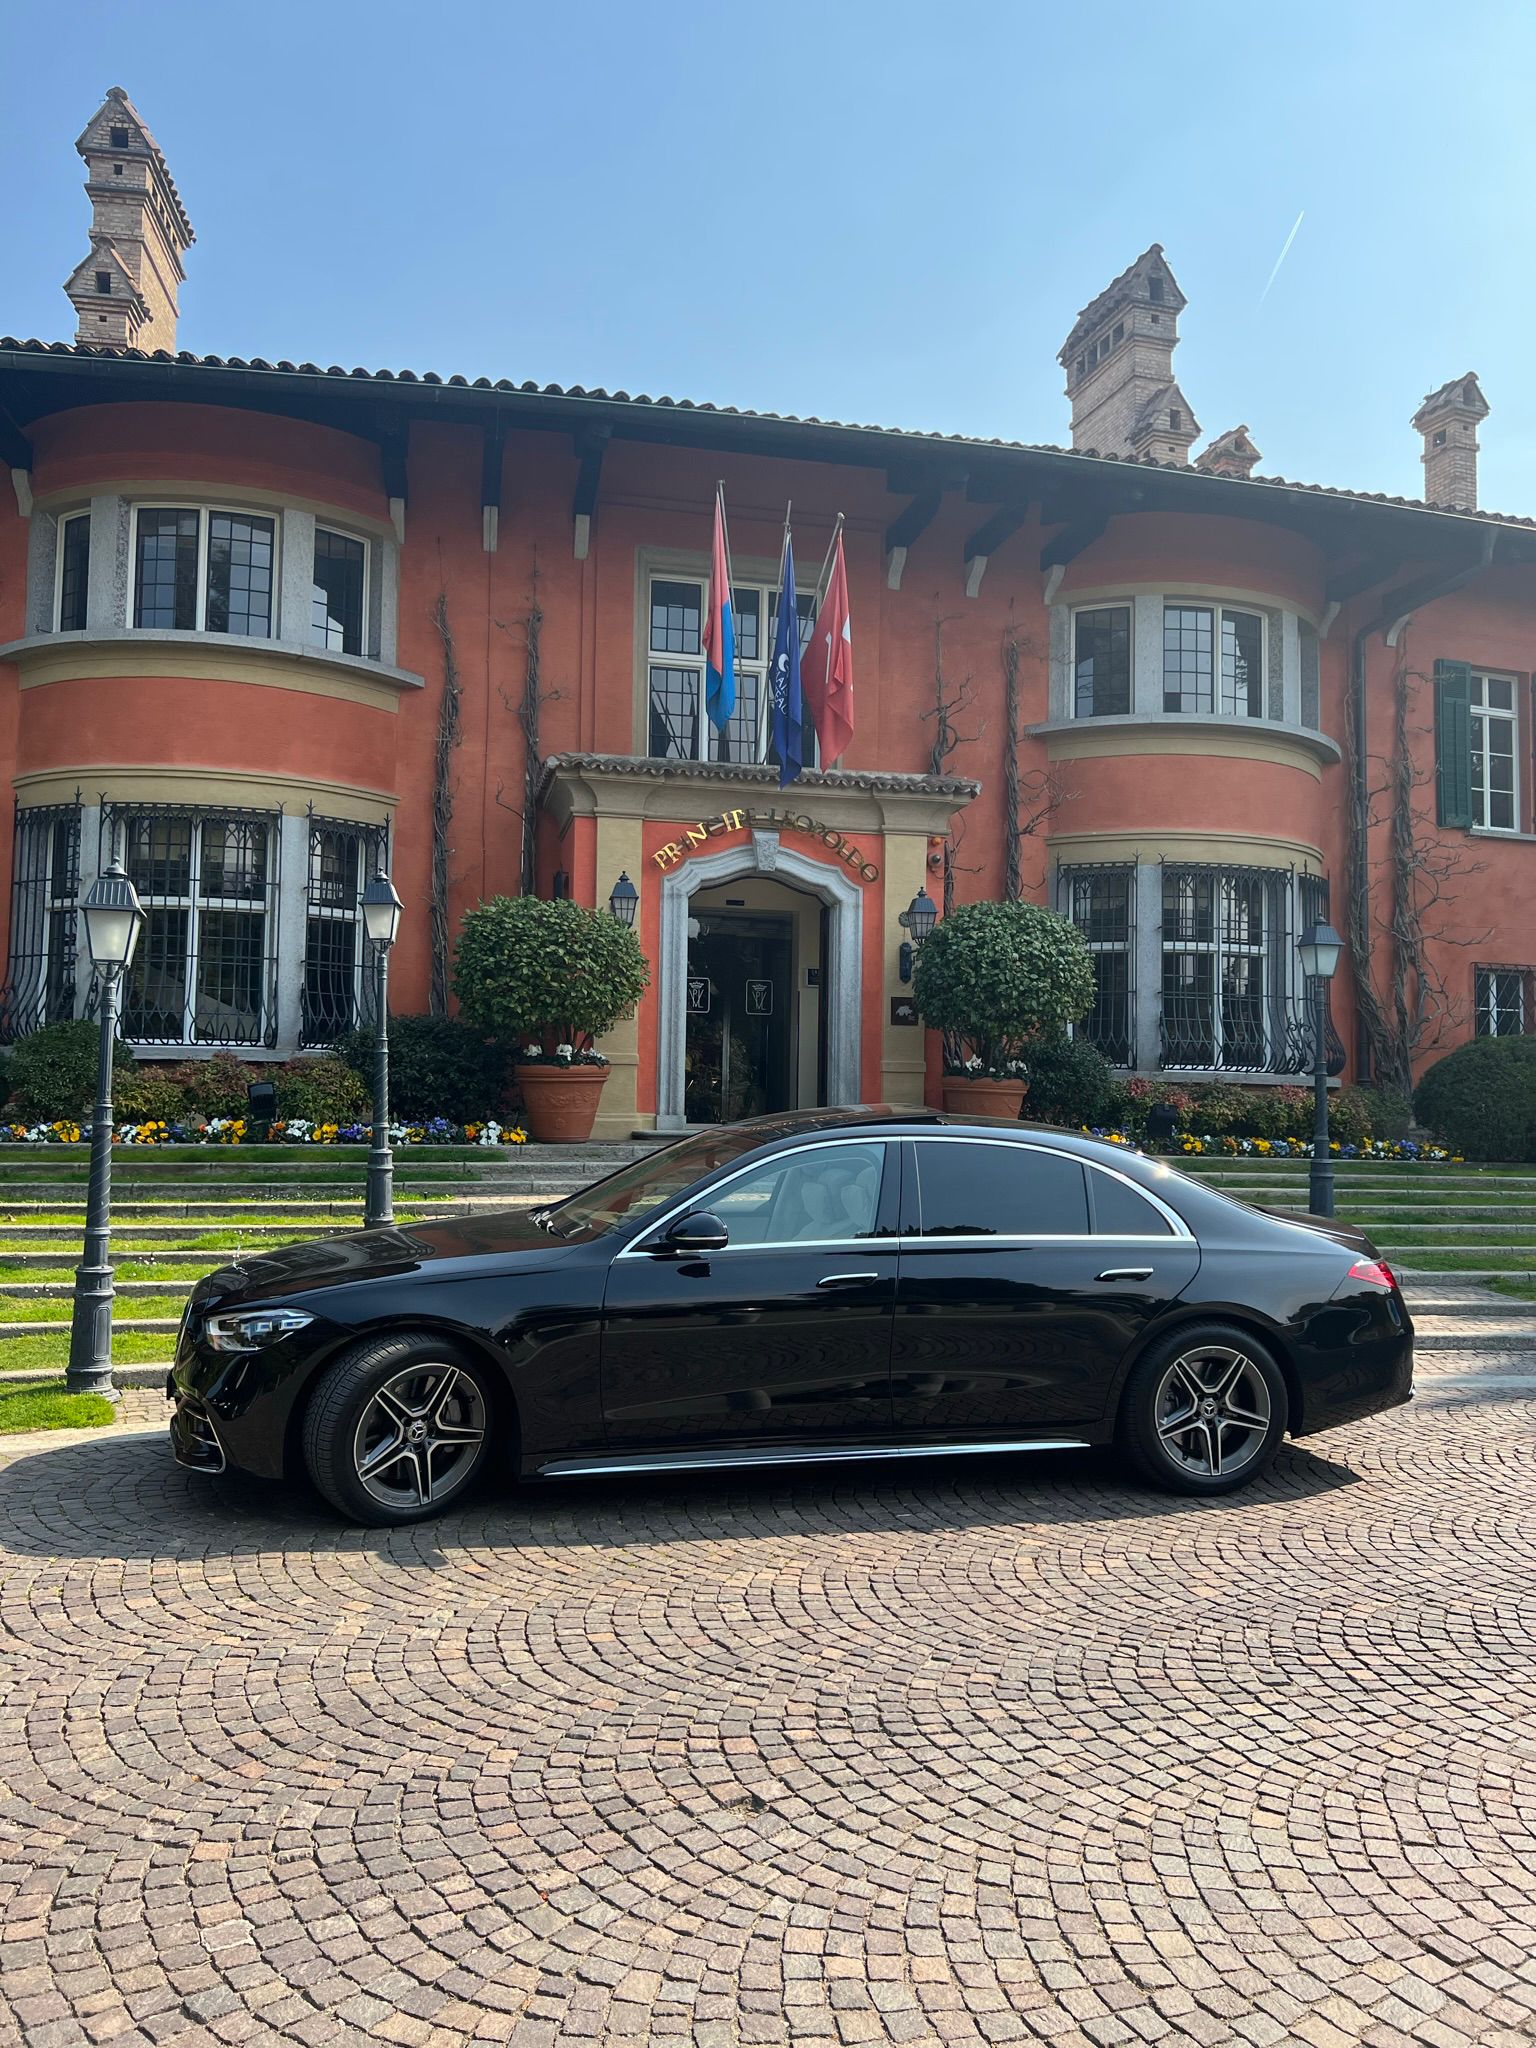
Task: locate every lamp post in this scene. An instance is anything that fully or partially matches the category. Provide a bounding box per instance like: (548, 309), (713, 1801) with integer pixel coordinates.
(608, 872), (639, 927)
(898, 887), (938, 984)
(67, 858), (145, 1400)
(362, 871), (403, 1230)
(1297, 919), (1343, 1219)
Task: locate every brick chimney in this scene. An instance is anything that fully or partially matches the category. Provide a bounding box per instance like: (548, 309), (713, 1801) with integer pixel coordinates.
(1059, 246), (1198, 463)
(1194, 425), (1261, 480)
(64, 87), (194, 352)
(1411, 374), (1488, 510)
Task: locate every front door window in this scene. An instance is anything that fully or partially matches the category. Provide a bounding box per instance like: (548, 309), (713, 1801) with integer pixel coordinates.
(685, 912), (793, 1122)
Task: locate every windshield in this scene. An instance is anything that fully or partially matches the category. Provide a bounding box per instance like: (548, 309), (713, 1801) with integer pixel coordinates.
(537, 1124), (781, 1238)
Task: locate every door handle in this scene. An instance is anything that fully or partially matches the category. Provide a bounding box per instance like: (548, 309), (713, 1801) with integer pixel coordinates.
(1096, 1267), (1153, 1282)
(818, 1271), (879, 1287)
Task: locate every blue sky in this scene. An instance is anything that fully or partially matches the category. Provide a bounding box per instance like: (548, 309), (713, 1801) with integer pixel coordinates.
(6, 0), (1534, 510)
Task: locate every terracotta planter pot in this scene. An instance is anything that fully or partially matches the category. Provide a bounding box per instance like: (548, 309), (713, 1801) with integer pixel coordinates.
(940, 1074), (1027, 1121)
(514, 1062), (609, 1143)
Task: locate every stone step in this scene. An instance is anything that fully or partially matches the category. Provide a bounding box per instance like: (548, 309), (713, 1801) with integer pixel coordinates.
(0, 1317), (180, 1337)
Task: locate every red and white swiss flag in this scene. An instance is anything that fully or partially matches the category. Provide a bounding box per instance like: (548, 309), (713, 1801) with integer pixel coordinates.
(803, 528), (853, 766)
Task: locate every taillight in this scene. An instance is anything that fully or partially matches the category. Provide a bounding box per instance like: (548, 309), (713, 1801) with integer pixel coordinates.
(1348, 1257), (1396, 1291)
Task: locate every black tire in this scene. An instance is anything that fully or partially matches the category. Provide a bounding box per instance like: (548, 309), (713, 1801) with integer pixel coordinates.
(1116, 1322), (1287, 1496)
(301, 1332), (496, 1526)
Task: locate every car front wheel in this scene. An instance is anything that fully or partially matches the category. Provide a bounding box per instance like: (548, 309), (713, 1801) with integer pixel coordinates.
(301, 1334), (495, 1525)
(1116, 1323), (1287, 1496)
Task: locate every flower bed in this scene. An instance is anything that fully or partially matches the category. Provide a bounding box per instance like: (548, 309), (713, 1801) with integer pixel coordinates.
(0, 1116), (527, 1147)
(1081, 1126), (1460, 1162)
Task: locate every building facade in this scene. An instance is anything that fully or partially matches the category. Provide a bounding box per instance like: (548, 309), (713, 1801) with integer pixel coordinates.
(2, 101), (1534, 1134)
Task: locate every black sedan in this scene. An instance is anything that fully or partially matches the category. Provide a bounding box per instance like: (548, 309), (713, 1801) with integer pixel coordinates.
(168, 1108), (1413, 1525)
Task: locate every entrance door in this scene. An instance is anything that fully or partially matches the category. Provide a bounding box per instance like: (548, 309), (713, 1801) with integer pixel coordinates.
(684, 913), (793, 1123)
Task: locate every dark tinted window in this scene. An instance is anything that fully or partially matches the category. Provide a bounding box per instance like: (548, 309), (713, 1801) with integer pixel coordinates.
(1090, 1168), (1174, 1236)
(914, 1142), (1088, 1237)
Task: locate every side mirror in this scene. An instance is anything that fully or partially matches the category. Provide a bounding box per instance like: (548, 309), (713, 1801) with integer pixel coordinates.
(659, 1210), (729, 1255)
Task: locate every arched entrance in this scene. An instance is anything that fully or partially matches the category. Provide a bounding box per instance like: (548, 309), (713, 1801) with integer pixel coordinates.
(657, 832), (862, 1128)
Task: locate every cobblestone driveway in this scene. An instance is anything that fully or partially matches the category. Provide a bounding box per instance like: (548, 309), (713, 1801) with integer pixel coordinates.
(2, 1369), (1534, 2047)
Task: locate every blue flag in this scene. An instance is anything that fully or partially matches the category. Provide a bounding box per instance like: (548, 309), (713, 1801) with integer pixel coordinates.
(770, 529), (803, 788)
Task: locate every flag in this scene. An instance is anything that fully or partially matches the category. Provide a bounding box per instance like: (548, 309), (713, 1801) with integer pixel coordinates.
(802, 524), (853, 766)
(702, 484), (736, 731)
(769, 522), (804, 788)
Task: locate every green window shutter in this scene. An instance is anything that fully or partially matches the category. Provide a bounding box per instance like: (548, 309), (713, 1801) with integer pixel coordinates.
(1434, 659), (1474, 828)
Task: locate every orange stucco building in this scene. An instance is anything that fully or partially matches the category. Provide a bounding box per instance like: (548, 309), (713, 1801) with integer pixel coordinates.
(2, 110), (1533, 1130)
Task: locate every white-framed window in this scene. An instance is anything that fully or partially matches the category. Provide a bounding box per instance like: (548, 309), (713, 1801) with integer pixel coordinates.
(647, 572), (817, 767)
(1475, 966), (1528, 1037)
(55, 513), (91, 632)
(1470, 672), (1519, 831)
(311, 527), (368, 656)
(1072, 605), (1132, 717)
(131, 505), (277, 638)
(1160, 865), (1280, 1069)
(1163, 603), (1264, 717)
(118, 807), (278, 1046)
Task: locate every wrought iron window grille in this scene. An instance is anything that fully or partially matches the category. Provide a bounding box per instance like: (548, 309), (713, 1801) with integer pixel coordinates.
(0, 799), (82, 1042)
(1057, 862), (1137, 1067)
(300, 812), (390, 1047)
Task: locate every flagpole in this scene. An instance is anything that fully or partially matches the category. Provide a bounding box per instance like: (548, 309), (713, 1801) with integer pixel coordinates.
(809, 511), (843, 619)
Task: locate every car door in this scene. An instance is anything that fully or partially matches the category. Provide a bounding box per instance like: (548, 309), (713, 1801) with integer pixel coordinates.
(598, 1137), (899, 1455)
(891, 1138), (1200, 1437)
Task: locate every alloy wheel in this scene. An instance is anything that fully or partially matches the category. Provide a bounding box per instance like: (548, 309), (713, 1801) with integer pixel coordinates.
(351, 1363), (487, 1510)
(1153, 1344), (1272, 1478)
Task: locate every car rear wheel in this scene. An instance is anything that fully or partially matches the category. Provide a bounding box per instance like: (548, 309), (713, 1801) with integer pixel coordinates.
(302, 1333), (494, 1525)
(1116, 1323), (1286, 1495)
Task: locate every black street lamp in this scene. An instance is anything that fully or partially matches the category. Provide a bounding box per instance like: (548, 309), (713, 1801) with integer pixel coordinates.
(1297, 919), (1343, 1218)
(362, 871), (403, 1230)
(608, 872), (639, 927)
(897, 887), (938, 984)
(67, 858), (145, 1400)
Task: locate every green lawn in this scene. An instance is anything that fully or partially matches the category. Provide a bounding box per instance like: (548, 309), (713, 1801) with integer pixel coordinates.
(0, 1331), (175, 1371)
(0, 1292), (187, 1324)
(0, 1377), (116, 1432)
(1389, 1252), (1536, 1272)
(0, 1259), (193, 1285)
(1485, 1277), (1536, 1302)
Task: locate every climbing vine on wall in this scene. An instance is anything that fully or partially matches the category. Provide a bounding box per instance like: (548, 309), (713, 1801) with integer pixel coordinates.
(429, 591), (464, 1017)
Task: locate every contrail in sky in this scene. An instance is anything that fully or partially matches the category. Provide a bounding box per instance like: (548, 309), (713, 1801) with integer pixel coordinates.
(1258, 211), (1305, 305)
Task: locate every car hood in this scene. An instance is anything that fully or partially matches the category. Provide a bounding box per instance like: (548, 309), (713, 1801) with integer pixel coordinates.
(1252, 1204), (1379, 1259)
(193, 1210), (579, 1306)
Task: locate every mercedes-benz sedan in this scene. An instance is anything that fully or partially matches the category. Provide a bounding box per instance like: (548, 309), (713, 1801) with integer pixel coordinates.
(168, 1108), (1413, 1525)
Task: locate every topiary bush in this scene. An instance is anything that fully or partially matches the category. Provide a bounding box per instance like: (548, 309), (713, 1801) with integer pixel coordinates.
(270, 1055), (371, 1126)
(1414, 1037), (1536, 1160)
(453, 896), (650, 1059)
(1018, 1034), (1122, 1128)
(912, 900), (1095, 1075)
(8, 1020), (137, 1120)
(115, 1064), (194, 1125)
(176, 1052), (259, 1121)
(336, 1014), (508, 1122)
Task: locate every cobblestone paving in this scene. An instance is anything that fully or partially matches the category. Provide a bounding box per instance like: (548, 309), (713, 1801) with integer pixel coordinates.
(2, 1375), (1535, 2046)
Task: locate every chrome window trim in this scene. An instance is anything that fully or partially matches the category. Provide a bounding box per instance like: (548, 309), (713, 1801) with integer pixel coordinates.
(907, 1133), (1195, 1241)
(612, 1131), (1193, 1257)
(613, 1135), (897, 1258)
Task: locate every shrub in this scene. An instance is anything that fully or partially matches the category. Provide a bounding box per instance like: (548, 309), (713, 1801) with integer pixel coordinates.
(912, 900), (1095, 1075)
(1019, 1035), (1121, 1128)
(176, 1052), (260, 1121)
(336, 1014), (508, 1122)
(115, 1065), (194, 1125)
(8, 1021), (137, 1120)
(453, 896), (650, 1057)
(1355, 1084), (1413, 1139)
(271, 1055), (371, 1126)
(1414, 1037), (1536, 1160)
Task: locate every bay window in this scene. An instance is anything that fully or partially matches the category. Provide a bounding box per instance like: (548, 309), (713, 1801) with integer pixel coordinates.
(1, 804), (81, 1036)
(311, 528), (367, 655)
(647, 573), (815, 767)
(133, 506), (275, 637)
(301, 816), (385, 1044)
(57, 514), (91, 632)
(1162, 603), (1263, 717)
(1072, 606), (1131, 717)
(1160, 865), (1281, 1069)
(119, 807), (278, 1045)
(1060, 864), (1135, 1064)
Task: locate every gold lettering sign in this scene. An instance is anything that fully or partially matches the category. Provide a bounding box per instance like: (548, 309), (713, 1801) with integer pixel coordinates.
(652, 806), (879, 882)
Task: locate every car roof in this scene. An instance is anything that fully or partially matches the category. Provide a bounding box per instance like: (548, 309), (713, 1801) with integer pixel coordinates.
(713, 1105), (1146, 1171)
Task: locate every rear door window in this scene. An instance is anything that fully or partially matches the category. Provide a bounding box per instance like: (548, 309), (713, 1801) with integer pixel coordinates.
(1088, 1167), (1175, 1236)
(912, 1142), (1090, 1237)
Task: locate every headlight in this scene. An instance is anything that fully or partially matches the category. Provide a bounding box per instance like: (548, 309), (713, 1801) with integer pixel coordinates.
(203, 1306), (315, 1354)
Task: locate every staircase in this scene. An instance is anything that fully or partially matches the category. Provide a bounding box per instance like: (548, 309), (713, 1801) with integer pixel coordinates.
(3, 1145), (1532, 1394)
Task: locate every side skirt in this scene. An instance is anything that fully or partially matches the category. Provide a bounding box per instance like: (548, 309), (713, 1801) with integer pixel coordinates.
(538, 1437), (1092, 1480)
